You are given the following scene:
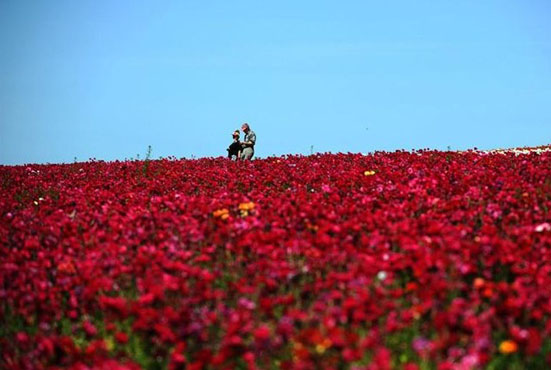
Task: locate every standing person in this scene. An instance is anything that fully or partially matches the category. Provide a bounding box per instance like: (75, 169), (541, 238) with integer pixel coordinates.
(240, 123), (256, 160)
(227, 130), (241, 160)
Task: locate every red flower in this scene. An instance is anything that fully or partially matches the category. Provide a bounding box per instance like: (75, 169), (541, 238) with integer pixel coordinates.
(83, 320), (98, 337)
(253, 325), (271, 342)
(115, 332), (129, 344)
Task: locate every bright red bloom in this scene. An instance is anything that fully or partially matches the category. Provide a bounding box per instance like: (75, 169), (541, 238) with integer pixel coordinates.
(253, 325), (271, 342)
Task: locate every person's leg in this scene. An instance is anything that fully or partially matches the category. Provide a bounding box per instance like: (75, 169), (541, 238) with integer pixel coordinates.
(241, 148), (254, 160)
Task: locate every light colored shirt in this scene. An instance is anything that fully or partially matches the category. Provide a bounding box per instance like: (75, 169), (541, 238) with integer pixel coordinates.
(244, 130), (256, 147)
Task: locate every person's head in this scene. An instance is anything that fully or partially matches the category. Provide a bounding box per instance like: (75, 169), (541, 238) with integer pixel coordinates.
(241, 123), (250, 133)
(232, 130), (240, 139)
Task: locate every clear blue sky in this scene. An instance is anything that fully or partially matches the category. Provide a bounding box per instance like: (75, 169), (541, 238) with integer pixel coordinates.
(1, 1), (550, 164)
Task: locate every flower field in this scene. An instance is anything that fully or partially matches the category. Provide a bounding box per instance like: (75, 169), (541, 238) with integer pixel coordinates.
(2, 150), (551, 369)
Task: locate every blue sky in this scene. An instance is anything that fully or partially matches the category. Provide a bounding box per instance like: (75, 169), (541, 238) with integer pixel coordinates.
(1, 1), (550, 164)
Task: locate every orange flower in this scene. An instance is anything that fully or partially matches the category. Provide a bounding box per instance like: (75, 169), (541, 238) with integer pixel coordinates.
(239, 202), (255, 216)
(238, 202), (255, 211)
(473, 277), (485, 289)
(305, 222), (319, 232)
(499, 340), (518, 354)
(213, 208), (229, 220)
(58, 261), (76, 274)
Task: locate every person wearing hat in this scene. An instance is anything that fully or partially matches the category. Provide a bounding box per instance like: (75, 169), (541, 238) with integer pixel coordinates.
(227, 130), (242, 160)
(240, 123), (256, 160)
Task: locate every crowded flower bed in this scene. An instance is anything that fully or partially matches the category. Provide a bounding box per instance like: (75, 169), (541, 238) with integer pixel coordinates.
(1, 149), (551, 369)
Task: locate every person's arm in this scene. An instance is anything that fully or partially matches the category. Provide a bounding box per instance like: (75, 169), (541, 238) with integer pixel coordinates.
(241, 132), (256, 147)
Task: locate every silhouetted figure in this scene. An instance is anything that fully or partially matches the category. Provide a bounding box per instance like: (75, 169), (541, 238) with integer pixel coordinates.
(227, 130), (241, 160)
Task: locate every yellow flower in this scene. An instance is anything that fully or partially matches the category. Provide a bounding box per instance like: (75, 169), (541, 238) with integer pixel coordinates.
(364, 170), (376, 176)
(315, 338), (332, 354)
(315, 343), (326, 354)
(105, 336), (115, 351)
(499, 340), (518, 354)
